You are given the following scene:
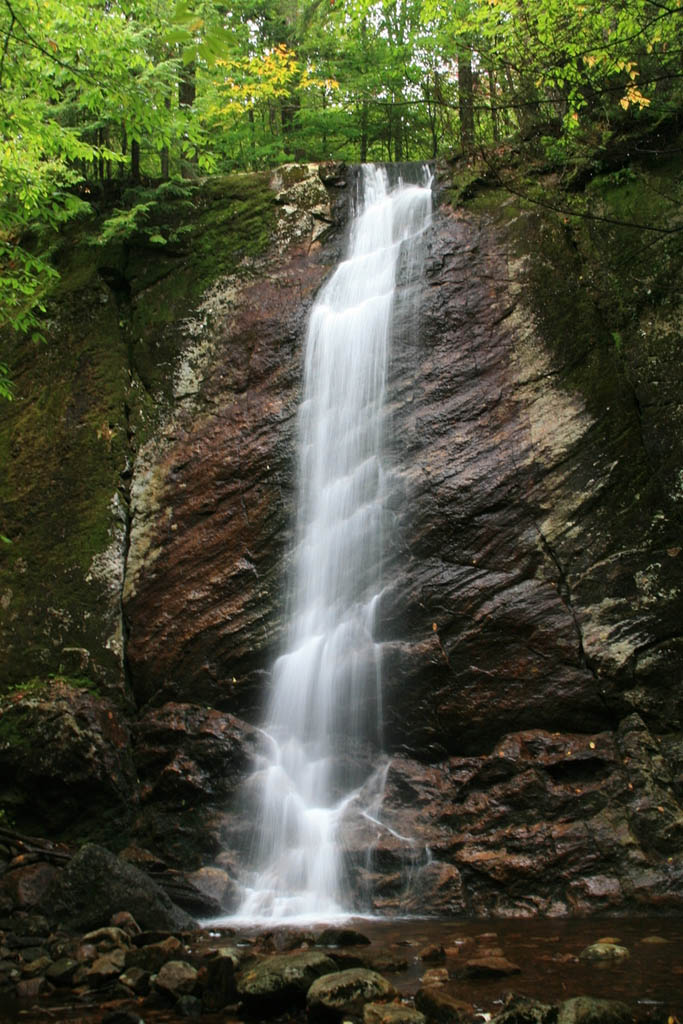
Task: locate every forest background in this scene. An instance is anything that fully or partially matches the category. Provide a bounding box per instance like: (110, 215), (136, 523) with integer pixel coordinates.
(0, 0), (681, 402)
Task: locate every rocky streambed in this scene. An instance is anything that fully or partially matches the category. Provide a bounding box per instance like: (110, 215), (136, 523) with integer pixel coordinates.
(1, 900), (681, 1023)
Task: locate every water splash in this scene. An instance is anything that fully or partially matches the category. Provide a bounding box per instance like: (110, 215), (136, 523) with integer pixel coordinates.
(233, 164), (432, 923)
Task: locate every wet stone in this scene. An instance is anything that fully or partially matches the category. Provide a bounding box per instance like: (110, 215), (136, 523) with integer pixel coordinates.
(420, 944), (446, 963)
(110, 911), (142, 937)
(307, 967), (398, 1020)
(557, 997), (633, 1024)
(45, 956), (79, 985)
(16, 975), (47, 998)
(365, 1002), (427, 1024)
(86, 949), (126, 986)
(492, 994), (557, 1024)
(21, 954), (52, 976)
(421, 967), (449, 986)
(197, 949), (237, 1010)
(126, 934), (185, 972)
(119, 965), (150, 995)
(578, 944), (630, 962)
(237, 949), (338, 1010)
(415, 986), (477, 1024)
(463, 956), (522, 978)
(177, 993), (203, 1018)
(101, 1008), (144, 1024)
(154, 959), (199, 999)
(83, 926), (132, 951)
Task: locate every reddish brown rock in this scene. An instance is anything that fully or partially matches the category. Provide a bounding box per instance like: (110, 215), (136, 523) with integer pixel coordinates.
(2, 862), (61, 909)
(463, 956), (521, 978)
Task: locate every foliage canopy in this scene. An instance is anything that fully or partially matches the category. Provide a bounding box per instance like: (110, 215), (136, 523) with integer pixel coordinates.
(0, 0), (681, 391)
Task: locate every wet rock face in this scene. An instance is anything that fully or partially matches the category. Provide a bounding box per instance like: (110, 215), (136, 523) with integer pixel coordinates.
(4, 165), (680, 916)
(378, 203), (682, 755)
(119, 173), (682, 912)
(122, 166), (345, 714)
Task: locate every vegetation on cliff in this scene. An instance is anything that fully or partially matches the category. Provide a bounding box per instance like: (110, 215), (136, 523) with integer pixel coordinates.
(1, 0), (681, 391)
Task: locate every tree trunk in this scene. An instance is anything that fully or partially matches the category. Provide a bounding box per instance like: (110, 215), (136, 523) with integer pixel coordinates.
(458, 49), (475, 153)
(488, 68), (500, 142)
(179, 62), (197, 179)
(131, 138), (140, 184)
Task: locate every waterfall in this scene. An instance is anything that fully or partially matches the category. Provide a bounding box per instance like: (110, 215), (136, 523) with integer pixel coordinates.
(234, 164), (432, 922)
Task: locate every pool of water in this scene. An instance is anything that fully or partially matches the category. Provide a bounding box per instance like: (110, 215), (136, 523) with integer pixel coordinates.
(3, 916), (681, 1022)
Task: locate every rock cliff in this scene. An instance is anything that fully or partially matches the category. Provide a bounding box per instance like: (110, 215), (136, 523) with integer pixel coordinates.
(0, 158), (681, 916)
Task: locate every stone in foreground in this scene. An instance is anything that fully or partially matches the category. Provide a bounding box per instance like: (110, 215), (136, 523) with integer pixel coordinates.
(307, 967), (397, 1020)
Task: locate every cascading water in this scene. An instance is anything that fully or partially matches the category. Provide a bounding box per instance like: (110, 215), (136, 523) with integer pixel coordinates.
(234, 164), (432, 922)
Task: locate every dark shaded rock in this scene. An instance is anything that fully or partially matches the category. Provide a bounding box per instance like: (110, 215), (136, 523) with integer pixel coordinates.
(45, 957), (79, 985)
(557, 998), (632, 1024)
(197, 948), (237, 1010)
(491, 994), (557, 1024)
(126, 935), (186, 973)
(237, 950), (338, 1010)
(307, 967), (397, 1020)
(51, 843), (197, 933)
(86, 949), (126, 987)
(15, 975), (47, 998)
(318, 927), (372, 947)
(101, 1009), (144, 1024)
(21, 955), (52, 976)
(0, 683), (136, 838)
(414, 987), (477, 1024)
(177, 993), (203, 1018)
(119, 965), (150, 995)
(131, 702), (259, 866)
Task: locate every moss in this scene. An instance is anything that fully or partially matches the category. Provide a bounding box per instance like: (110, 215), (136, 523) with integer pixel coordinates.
(0, 171), (280, 693)
(6, 674), (101, 697)
(451, 137), (683, 550)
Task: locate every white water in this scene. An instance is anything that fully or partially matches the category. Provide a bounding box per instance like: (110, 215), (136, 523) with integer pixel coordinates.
(233, 165), (432, 923)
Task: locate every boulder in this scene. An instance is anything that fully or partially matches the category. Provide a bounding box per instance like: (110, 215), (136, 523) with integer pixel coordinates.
(237, 950), (338, 1011)
(307, 967), (397, 1020)
(50, 843), (197, 933)
(415, 987), (476, 1024)
(154, 959), (199, 999)
(557, 998), (633, 1024)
